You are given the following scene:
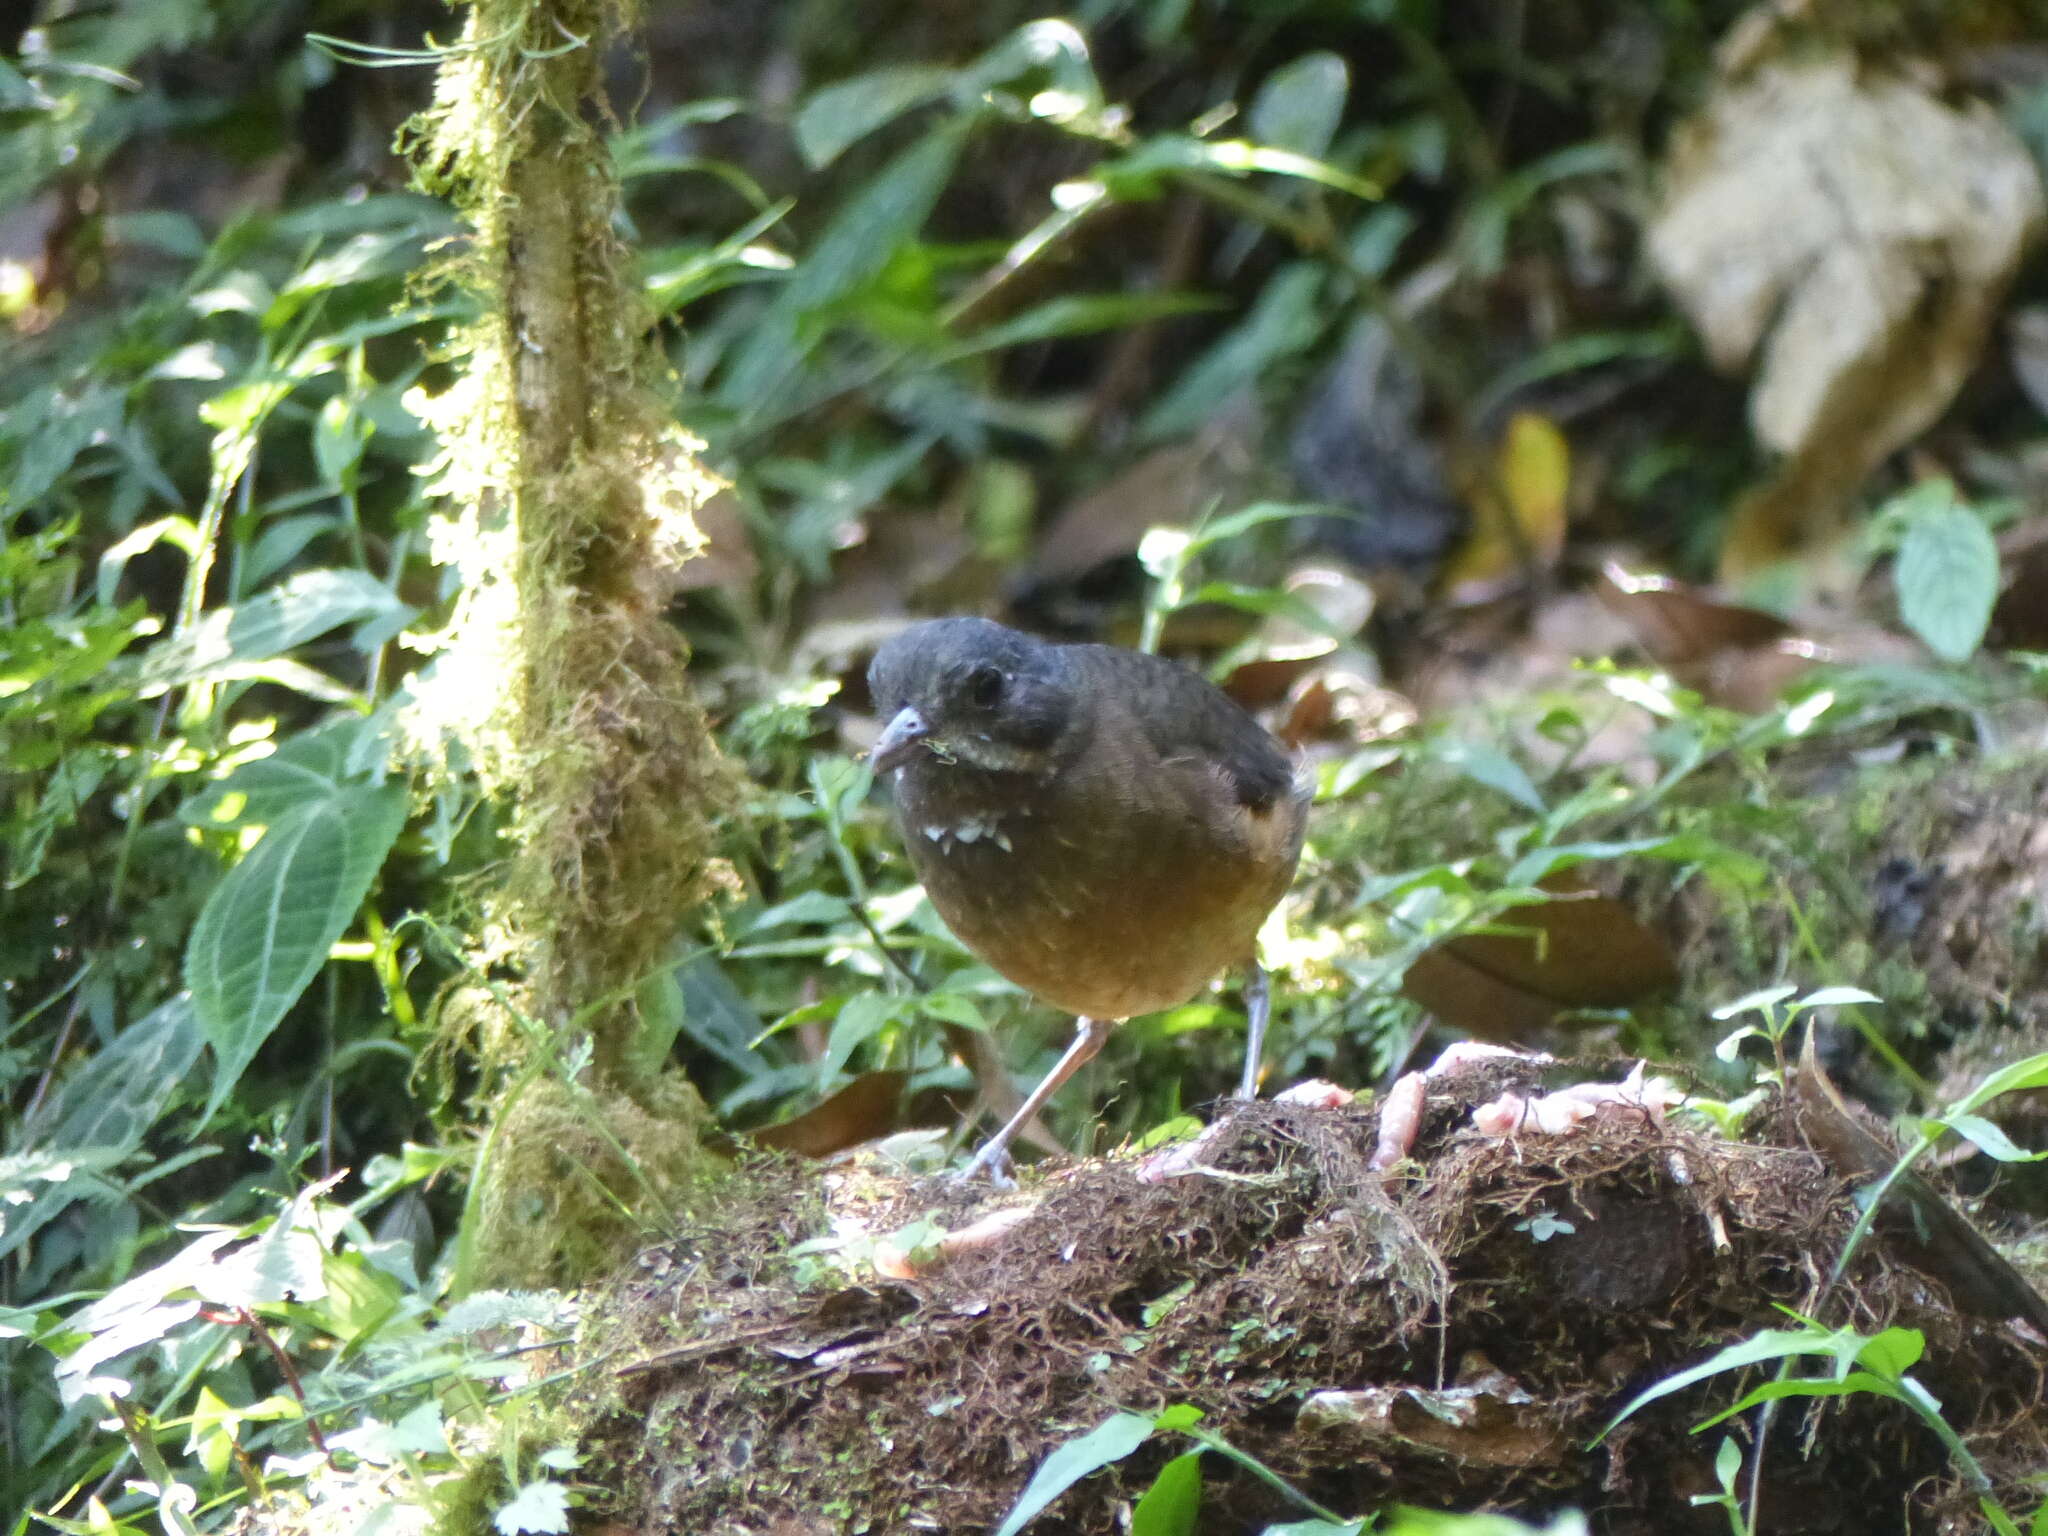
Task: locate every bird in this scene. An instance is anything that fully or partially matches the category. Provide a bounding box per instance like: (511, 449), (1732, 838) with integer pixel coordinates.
(866, 617), (1309, 1181)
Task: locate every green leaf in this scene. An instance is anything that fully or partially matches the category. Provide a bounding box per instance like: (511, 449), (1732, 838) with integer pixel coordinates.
(1799, 986), (1882, 1009)
(820, 993), (900, 1082)
(1502, 837), (1679, 888)
(795, 64), (955, 168)
(1710, 984), (1798, 1020)
(15, 997), (207, 1187)
(1697, 1372), (1905, 1428)
(1954, 1051), (2048, 1115)
(1138, 263), (1325, 441)
(666, 957), (766, 1075)
(719, 123), (969, 413)
(1855, 1326), (1925, 1378)
(135, 569), (413, 693)
(950, 291), (1225, 356)
(958, 19), (1102, 109)
(181, 716), (393, 829)
(1186, 501), (1334, 554)
(1940, 1113), (2048, 1163)
(1250, 52), (1348, 158)
(1433, 738), (1545, 813)
(993, 1412), (1158, 1536)
(1895, 493), (1999, 662)
(3, 386), (124, 513)
(187, 778), (409, 1123)
(1131, 1450), (1203, 1536)
(791, 131), (965, 314)
(1597, 1324), (1849, 1440)
(1712, 1434), (1743, 1489)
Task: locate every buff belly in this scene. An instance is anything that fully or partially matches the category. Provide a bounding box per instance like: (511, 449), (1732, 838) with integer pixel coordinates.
(901, 802), (1288, 1020)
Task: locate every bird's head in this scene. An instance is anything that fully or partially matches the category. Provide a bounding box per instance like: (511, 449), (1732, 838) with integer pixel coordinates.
(867, 618), (1077, 777)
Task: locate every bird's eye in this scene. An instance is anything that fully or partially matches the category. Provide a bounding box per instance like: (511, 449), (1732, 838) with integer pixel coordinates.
(965, 665), (1005, 708)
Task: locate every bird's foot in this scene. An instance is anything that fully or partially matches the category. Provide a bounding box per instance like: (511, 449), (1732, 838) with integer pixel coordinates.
(954, 1141), (1018, 1189)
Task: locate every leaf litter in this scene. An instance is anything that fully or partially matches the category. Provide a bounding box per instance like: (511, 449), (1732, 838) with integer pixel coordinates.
(578, 1055), (2048, 1534)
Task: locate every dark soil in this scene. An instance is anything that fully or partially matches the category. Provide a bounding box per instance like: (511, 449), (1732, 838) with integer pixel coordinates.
(579, 1060), (2048, 1535)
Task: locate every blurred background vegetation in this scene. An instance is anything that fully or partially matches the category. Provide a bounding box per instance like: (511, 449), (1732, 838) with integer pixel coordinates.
(5, 0), (2048, 1529)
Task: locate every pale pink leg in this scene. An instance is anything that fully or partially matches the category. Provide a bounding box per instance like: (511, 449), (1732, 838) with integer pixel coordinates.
(958, 1016), (1115, 1186)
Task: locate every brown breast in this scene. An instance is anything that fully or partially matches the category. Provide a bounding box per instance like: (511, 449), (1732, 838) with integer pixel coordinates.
(893, 721), (1306, 1019)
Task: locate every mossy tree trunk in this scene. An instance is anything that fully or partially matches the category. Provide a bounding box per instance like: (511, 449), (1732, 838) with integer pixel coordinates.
(407, 0), (730, 1281)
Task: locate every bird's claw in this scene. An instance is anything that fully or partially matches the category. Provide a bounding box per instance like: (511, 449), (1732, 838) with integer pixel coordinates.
(954, 1144), (1018, 1189)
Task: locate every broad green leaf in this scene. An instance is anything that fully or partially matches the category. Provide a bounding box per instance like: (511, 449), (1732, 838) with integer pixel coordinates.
(0, 1148), (130, 1265)
(721, 122), (969, 412)
(0, 55), (40, 110)
(1100, 134), (1379, 203)
(1130, 1450), (1203, 1536)
(1250, 52), (1348, 158)
(1434, 738), (1545, 813)
(742, 890), (858, 933)
(19, 995), (206, 1154)
(313, 395), (372, 487)
(993, 1412), (1157, 1536)
(1179, 581), (1352, 635)
(665, 957), (765, 1075)
(135, 569), (412, 692)
(3, 385), (124, 512)
(918, 991), (986, 1030)
(1954, 1050), (2048, 1114)
(247, 512), (344, 584)
(820, 993), (900, 1082)
(268, 231), (417, 330)
(54, 1226), (234, 1406)
(1854, 1325), (1925, 1378)
(108, 210), (207, 261)
(187, 778), (410, 1122)
(1939, 1113), (2047, 1163)
(795, 64), (955, 168)
(181, 715), (391, 829)
(1895, 494), (1998, 662)
(1138, 263), (1325, 441)
(1713, 1434), (1743, 1487)
(787, 126), (968, 307)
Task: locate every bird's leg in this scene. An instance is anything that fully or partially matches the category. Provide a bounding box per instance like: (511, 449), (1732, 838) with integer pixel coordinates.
(958, 1015), (1114, 1185)
(1237, 962), (1271, 1099)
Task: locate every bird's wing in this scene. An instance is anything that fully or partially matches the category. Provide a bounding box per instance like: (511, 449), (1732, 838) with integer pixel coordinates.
(1077, 646), (1296, 811)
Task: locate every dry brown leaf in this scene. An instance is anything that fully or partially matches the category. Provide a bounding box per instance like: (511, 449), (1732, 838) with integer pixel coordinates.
(752, 1071), (908, 1159)
(1400, 874), (1678, 1043)
(1649, 57), (2044, 576)
(1595, 561), (1826, 710)
(1033, 440), (1217, 582)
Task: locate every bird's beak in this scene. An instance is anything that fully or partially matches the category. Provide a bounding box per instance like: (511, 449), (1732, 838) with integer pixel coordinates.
(870, 706), (932, 773)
